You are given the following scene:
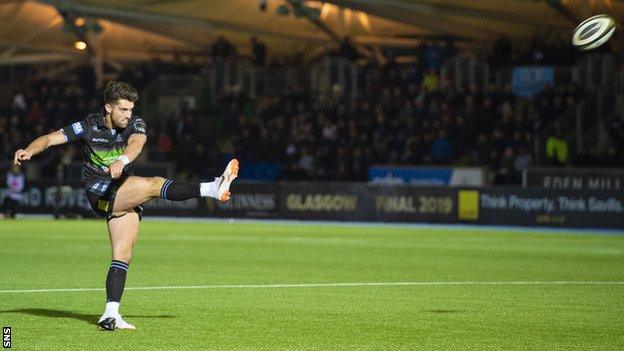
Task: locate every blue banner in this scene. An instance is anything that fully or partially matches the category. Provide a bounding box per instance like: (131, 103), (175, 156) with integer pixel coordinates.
(368, 166), (484, 186)
(512, 66), (554, 97)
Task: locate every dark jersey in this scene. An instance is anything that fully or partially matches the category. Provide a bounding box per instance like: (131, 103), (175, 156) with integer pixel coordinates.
(60, 111), (147, 183)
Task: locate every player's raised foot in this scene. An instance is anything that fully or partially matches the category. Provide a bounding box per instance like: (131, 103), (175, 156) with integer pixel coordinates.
(217, 159), (239, 202)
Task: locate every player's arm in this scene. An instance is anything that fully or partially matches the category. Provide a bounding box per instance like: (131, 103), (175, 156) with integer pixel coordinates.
(13, 130), (67, 165)
(109, 134), (147, 179)
(109, 118), (148, 179)
(124, 133), (147, 161)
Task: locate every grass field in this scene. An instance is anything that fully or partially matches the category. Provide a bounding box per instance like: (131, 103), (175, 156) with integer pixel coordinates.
(1, 219), (623, 350)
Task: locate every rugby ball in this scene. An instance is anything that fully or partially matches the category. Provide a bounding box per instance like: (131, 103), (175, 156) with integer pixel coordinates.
(572, 14), (616, 51)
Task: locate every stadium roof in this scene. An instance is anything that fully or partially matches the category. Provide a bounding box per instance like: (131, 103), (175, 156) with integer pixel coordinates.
(0, 0), (622, 65)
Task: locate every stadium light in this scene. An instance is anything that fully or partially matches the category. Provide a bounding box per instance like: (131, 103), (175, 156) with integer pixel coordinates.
(74, 41), (87, 50)
(74, 17), (85, 27)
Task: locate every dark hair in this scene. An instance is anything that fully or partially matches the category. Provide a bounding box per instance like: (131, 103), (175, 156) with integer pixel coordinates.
(103, 81), (138, 104)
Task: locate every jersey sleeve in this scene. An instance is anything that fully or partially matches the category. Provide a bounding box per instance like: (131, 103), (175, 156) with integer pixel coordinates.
(60, 120), (88, 142)
(128, 118), (147, 137)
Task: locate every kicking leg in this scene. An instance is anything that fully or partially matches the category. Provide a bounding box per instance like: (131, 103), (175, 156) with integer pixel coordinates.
(112, 159), (239, 212)
(98, 211), (140, 331)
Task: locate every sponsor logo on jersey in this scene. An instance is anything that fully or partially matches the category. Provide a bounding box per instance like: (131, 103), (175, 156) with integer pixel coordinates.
(91, 137), (109, 143)
(115, 135), (123, 143)
(72, 122), (84, 135)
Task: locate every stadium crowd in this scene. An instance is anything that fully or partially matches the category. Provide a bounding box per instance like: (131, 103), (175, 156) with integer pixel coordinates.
(1, 66), (583, 185)
(221, 74), (582, 184)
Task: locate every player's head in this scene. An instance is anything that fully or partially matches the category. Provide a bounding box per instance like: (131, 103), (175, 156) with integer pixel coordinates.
(103, 81), (138, 128)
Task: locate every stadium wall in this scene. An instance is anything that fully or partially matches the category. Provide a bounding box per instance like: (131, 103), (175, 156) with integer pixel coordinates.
(1, 181), (623, 228)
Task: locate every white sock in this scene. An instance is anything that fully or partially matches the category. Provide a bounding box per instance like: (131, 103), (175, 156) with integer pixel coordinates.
(200, 177), (221, 199)
(104, 301), (120, 316)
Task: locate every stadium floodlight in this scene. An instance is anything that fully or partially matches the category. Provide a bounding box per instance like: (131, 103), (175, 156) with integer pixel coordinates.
(74, 41), (87, 50)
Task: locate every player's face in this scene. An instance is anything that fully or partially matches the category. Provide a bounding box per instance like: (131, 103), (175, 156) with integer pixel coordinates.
(106, 99), (134, 128)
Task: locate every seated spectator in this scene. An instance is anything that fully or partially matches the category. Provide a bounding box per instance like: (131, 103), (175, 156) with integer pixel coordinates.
(429, 130), (453, 164)
(421, 69), (438, 92)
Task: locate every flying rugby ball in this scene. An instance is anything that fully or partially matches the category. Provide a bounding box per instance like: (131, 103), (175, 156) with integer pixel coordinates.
(572, 14), (616, 51)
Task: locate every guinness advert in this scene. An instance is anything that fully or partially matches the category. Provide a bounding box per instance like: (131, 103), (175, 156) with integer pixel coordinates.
(205, 182), (278, 218)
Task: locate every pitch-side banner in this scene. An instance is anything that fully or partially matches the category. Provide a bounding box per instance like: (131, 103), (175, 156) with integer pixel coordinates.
(523, 167), (624, 191)
(0, 180), (91, 216)
(456, 188), (624, 228)
(369, 166), (485, 186)
(3, 181), (624, 228)
(279, 183), (368, 221)
(203, 182), (279, 218)
(367, 185), (457, 223)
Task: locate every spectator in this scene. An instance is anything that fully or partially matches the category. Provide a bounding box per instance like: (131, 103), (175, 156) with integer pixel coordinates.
(212, 35), (234, 60)
(490, 35), (512, 67)
(251, 36), (267, 66)
(424, 40), (443, 71)
(546, 127), (569, 166)
(609, 111), (624, 150)
(2, 164), (25, 219)
(251, 36), (267, 94)
(514, 146), (532, 181)
(339, 36), (358, 62)
(443, 38), (458, 62)
(421, 69), (438, 92)
(497, 147), (521, 184)
(429, 130), (453, 164)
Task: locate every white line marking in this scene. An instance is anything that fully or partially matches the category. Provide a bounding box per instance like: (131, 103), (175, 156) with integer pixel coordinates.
(1, 281), (623, 294)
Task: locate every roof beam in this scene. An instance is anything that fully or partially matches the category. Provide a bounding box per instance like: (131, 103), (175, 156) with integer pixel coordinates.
(1, 13), (63, 58)
(38, 0), (328, 43)
(0, 0), (26, 38)
(0, 40), (79, 54)
(0, 52), (78, 65)
(320, 0), (494, 41)
(287, 0), (340, 41)
(0, 43), (199, 64)
(544, 0), (580, 24)
(323, 0), (567, 28)
(100, 19), (204, 48)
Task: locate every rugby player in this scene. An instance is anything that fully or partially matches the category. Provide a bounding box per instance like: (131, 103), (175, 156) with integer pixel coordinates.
(13, 81), (239, 331)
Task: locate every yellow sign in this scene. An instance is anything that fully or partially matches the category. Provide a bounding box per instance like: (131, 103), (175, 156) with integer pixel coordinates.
(458, 190), (479, 221)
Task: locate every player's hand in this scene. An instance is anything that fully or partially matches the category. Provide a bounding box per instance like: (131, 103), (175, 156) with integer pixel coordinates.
(14, 149), (32, 165)
(109, 160), (125, 179)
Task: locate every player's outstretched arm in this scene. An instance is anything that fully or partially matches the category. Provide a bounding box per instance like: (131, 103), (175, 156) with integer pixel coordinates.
(109, 134), (147, 179)
(13, 130), (67, 165)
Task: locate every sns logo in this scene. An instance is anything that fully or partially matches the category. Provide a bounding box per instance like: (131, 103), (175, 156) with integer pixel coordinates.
(2, 327), (10, 349)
